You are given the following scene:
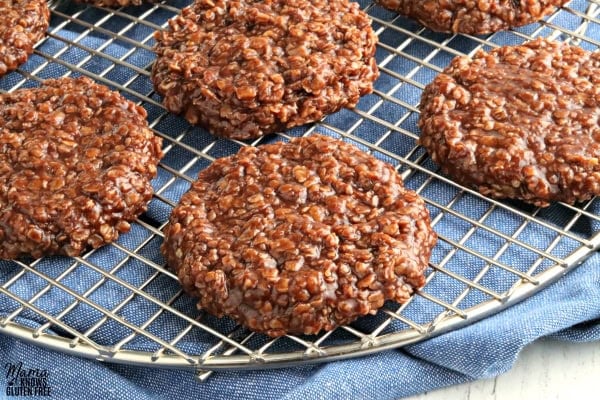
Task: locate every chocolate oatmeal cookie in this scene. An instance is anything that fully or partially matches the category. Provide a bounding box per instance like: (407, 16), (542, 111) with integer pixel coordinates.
(0, 77), (163, 259)
(162, 134), (437, 337)
(152, 0), (379, 140)
(0, 0), (49, 77)
(375, 0), (569, 34)
(77, 0), (144, 7)
(419, 38), (600, 207)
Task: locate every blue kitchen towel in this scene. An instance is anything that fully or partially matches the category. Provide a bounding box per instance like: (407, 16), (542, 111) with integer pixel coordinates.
(1, 0), (600, 399)
(0, 253), (598, 399)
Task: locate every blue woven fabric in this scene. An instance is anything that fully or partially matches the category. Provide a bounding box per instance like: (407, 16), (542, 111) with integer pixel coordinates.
(1, 255), (599, 399)
(1, 0), (600, 398)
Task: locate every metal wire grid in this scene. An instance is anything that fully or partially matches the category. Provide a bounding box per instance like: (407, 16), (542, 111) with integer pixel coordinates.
(0, 0), (599, 377)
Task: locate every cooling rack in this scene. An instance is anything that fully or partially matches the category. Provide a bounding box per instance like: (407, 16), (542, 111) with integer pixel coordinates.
(1, 0), (599, 379)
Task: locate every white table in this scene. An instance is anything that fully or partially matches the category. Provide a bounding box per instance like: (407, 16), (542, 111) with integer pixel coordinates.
(406, 338), (600, 399)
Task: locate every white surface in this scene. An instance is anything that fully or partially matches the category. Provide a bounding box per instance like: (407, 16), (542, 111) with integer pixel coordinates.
(406, 338), (600, 400)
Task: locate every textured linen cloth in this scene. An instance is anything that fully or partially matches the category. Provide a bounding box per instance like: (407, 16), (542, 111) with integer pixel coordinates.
(1, 0), (600, 398)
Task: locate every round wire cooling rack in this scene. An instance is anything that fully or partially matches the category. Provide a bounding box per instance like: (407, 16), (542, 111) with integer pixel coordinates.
(1, 0), (600, 379)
